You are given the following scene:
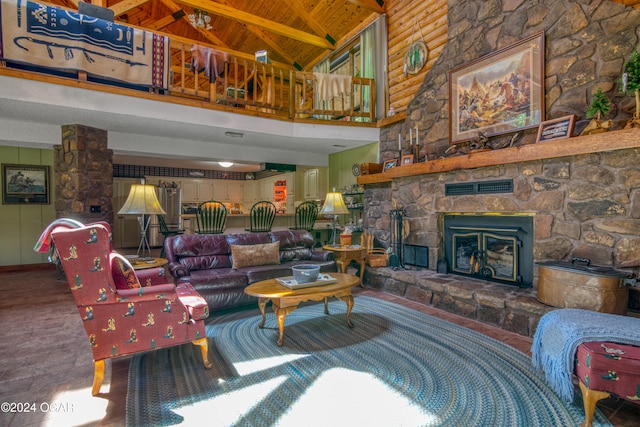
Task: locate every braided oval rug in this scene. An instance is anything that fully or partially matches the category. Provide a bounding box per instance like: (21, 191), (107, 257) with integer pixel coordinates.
(127, 296), (611, 427)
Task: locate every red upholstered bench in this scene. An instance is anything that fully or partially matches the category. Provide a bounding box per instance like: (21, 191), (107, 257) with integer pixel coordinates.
(575, 341), (640, 427)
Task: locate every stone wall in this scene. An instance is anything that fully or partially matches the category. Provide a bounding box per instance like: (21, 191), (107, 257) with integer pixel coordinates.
(54, 124), (113, 224)
(383, 0), (640, 165)
(367, 0), (640, 270)
(362, 1), (640, 327)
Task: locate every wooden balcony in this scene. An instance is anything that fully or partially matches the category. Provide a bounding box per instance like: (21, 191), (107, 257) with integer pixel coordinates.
(0, 34), (376, 126)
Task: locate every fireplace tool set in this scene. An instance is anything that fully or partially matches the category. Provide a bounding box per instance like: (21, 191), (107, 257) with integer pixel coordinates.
(389, 208), (407, 270)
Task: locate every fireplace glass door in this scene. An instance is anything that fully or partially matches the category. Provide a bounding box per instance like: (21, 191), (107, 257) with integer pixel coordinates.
(451, 230), (520, 283)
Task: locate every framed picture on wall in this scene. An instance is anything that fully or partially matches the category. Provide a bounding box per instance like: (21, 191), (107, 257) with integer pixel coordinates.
(448, 32), (545, 144)
(2, 164), (50, 204)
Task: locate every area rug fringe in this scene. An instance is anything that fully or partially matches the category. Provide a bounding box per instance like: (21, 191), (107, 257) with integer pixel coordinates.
(127, 296), (611, 427)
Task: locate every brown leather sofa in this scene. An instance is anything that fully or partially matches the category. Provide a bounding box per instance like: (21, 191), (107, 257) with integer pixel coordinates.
(164, 230), (337, 311)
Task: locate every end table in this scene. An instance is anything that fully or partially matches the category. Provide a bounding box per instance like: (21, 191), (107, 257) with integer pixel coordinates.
(323, 245), (366, 287)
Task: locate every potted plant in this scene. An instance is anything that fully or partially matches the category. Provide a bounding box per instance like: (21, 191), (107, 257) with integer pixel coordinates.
(622, 48), (640, 128)
(580, 88), (612, 135)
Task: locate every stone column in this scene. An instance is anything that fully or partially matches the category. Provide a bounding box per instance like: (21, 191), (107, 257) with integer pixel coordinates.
(54, 124), (113, 225)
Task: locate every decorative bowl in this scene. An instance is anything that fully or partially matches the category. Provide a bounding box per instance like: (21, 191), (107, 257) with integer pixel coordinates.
(124, 254), (139, 264)
(292, 264), (320, 284)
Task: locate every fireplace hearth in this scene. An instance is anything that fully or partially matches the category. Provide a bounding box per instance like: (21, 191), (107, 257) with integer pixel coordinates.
(443, 213), (534, 288)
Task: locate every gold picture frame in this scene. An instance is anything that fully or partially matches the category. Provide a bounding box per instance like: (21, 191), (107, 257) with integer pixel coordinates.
(449, 32), (545, 144)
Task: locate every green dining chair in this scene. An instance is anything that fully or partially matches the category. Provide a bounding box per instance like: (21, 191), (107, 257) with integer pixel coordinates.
(157, 214), (184, 258)
(289, 201), (318, 232)
(197, 201), (228, 234)
(245, 201), (276, 232)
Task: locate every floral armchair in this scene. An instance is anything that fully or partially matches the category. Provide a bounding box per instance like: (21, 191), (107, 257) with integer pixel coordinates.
(35, 219), (212, 395)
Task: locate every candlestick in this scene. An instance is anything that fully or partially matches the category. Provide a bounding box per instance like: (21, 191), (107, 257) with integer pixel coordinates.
(398, 134), (401, 151)
(415, 127), (419, 161)
(410, 128), (412, 145)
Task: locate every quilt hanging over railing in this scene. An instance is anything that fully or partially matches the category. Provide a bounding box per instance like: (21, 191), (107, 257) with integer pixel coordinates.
(0, 0), (169, 89)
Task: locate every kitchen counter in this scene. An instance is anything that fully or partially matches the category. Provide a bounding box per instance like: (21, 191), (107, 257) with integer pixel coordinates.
(182, 213), (295, 234)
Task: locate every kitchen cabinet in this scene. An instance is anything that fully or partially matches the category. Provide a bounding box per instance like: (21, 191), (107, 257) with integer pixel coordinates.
(243, 180), (259, 205)
(304, 168), (327, 200)
(214, 180), (244, 202)
(182, 179), (214, 203)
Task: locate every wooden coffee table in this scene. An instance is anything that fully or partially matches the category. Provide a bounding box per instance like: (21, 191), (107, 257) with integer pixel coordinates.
(244, 273), (359, 346)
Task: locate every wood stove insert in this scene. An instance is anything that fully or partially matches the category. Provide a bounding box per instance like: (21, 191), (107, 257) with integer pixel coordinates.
(443, 213), (534, 288)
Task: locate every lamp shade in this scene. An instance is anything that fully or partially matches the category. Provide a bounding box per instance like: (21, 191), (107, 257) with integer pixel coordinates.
(118, 184), (166, 215)
(318, 192), (349, 216)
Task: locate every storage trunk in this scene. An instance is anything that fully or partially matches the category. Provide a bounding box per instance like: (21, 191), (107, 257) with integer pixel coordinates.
(360, 163), (383, 175)
(537, 259), (630, 315)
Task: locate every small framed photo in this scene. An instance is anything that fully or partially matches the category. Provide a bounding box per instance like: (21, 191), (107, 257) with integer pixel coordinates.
(536, 115), (576, 143)
(401, 154), (414, 165)
(383, 159), (397, 171)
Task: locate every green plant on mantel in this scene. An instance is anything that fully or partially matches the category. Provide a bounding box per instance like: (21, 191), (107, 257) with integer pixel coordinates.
(621, 48), (640, 128)
(581, 88), (613, 135)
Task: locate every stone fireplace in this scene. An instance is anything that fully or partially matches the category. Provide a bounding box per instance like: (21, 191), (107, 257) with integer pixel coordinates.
(358, 1), (640, 336)
(443, 213), (534, 288)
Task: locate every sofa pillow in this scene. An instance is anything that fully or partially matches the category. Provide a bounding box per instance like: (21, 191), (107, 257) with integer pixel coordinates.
(111, 254), (141, 289)
(231, 242), (280, 269)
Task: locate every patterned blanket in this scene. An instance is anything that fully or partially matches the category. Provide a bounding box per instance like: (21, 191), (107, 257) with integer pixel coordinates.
(531, 308), (640, 402)
(0, 0), (169, 89)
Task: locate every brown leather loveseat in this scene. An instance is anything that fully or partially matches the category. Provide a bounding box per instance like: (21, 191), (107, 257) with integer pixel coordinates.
(164, 230), (337, 311)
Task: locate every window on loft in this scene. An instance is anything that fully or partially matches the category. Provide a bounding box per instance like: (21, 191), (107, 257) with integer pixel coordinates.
(313, 15), (387, 120)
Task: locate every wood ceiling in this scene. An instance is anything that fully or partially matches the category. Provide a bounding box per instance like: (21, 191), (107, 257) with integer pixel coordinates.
(48, 0), (385, 71)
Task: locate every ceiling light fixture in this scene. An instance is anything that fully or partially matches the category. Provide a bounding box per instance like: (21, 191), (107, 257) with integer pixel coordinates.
(224, 131), (244, 138)
(218, 161), (234, 168)
(188, 9), (212, 30)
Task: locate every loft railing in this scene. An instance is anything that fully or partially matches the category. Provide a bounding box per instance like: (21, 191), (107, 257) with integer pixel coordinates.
(0, 0), (375, 124)
(169, 41), (376, 123)
(0, 37), (376, 123)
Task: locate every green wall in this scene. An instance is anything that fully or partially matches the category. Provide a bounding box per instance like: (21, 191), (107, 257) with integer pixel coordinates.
(328, 142), (379, 192)
(0, 146), (55, 266)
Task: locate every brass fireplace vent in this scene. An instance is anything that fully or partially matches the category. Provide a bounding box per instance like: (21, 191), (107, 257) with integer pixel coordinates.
(445, 179), (513, 196)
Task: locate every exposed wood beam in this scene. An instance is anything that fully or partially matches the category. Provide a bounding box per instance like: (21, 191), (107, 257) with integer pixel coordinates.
(174, 0), (335, 49)
(109, 0), (151, 17)
(157, 0), (229, 48)
(344, 0), (385, 13)
(216, 0), (305, 69)
(244, 25), (302, 70)
(148, 11), (184, 30)
(281, 0), (336, 45)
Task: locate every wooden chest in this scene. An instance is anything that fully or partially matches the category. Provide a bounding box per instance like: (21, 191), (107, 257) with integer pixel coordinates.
(537, 259), (630, 315)
(360, 162), (383, 175)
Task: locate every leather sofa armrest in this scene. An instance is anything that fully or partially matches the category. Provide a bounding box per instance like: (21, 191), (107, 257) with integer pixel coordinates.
(310, 250), (335, 262)
(168, 262), (189, 278)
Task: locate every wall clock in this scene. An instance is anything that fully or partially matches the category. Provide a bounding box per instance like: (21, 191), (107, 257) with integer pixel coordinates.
(352, 163), (361, 176)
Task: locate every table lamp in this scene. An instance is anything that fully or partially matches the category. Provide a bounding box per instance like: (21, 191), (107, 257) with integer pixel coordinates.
(118, 184), (166, 258)
(319, 191), (350, 247)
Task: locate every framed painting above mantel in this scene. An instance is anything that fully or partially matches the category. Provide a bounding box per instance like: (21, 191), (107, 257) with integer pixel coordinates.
(449, 32), (545, 145)
(2, 164), (50, 204)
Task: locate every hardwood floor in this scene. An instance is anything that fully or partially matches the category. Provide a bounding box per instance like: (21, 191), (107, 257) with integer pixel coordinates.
(1, 268), (638, 426)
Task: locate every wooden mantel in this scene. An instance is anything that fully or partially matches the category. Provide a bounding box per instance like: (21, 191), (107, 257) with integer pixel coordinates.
(358, 128), (640, 185)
